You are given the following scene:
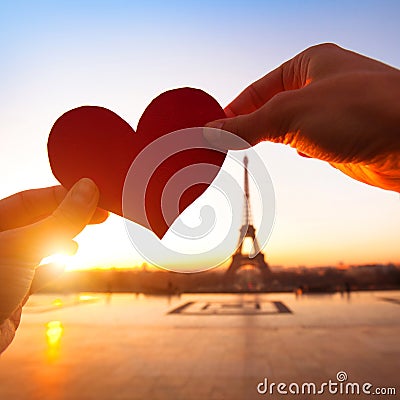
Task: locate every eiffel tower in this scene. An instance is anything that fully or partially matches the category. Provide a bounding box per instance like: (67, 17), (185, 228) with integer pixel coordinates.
(225, 155), (271, 289)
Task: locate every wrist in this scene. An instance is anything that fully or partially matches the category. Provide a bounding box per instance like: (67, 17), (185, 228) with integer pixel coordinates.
(366, 153), (400, 193)
(332, 154), (400, 193)
(0, 262), (34, 325)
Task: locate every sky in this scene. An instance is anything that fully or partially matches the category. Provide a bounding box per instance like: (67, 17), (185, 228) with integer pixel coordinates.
(0, 0), (399, 270)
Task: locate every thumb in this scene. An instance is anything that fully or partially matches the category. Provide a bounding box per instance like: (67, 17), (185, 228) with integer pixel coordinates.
(204, 91), (299, 149)
(0, 178), (100, 262)
(28, 178), (100, 259)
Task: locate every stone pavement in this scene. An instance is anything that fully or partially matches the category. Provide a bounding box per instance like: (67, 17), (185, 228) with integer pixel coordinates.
(0, 292), (399, 400)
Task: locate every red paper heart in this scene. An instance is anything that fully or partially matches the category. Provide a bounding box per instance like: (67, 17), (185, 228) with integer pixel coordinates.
(47, 88), (226, 238)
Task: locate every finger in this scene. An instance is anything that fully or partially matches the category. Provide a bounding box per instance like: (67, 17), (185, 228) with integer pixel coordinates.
(0, 186), (67, 231)
(90, 208), (109, 224)
(30, 263), (65, 294)
(0, 314), (20, 353)
(205, 90), (302, 148)
(0, 185), (108, 231)
(1, 178), (99, 261)
(28, 178), (99, 257)
(9, 307), (23, 331)
(0, 263), (35, 325)
(59, 240), (79, 256)
(35, 239), (79, 258)
(224, 66), (286, 117)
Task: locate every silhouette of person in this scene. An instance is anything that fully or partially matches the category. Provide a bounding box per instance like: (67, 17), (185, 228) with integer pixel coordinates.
(345, 281), (352, 300)
(0, 178), (108, 353)
(205, 43), (400, 193)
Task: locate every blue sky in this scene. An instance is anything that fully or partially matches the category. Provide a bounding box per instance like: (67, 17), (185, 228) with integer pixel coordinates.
(1, 0), (399, 269)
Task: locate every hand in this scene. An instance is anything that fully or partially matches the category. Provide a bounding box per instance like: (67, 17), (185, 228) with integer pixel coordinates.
(205, 43), (400, 192)
(0, 178), (108, 353)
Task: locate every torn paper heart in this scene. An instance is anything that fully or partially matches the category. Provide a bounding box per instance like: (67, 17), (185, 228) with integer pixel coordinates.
(47, 88), (226, 238)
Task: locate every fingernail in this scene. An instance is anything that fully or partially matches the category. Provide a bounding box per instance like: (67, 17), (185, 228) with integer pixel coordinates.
(205, 120), (224, 130)
(203, 125), (222, 146)
(203, 123), (250, 151)
(72, 178), (97, 204)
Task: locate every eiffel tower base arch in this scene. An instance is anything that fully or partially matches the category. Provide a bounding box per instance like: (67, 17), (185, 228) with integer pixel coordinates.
(225, 252), (271, 291)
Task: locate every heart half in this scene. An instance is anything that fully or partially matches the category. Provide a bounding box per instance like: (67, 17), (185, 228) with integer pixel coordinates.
(47, 87), (226, 238)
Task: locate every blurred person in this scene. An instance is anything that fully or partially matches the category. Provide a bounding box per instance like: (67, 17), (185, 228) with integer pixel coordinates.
(205, 43), (400, 193)
(0, 178), (108, 353)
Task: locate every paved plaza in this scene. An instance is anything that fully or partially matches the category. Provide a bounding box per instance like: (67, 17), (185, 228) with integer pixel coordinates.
(0, 291), (399, 399)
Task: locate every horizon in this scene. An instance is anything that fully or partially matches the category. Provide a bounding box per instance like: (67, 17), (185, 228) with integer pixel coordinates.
(44, 257), (400, 272)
